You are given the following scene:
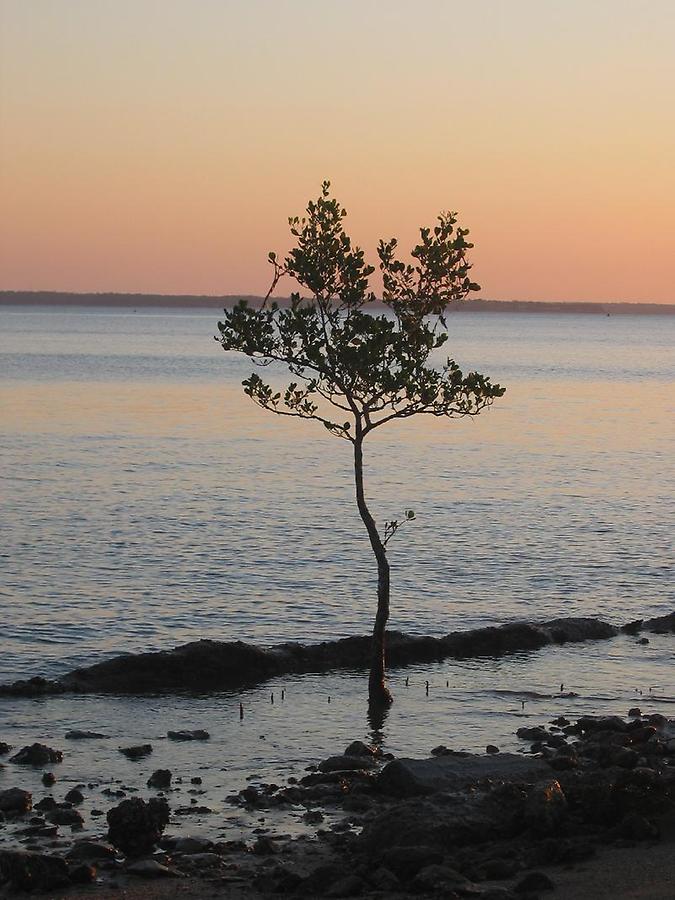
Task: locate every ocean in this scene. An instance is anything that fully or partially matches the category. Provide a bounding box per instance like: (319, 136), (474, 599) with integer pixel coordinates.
(0, 304), (673, 841)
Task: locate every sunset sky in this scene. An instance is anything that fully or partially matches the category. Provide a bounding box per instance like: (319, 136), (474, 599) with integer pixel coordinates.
(1, 0), (674, 302)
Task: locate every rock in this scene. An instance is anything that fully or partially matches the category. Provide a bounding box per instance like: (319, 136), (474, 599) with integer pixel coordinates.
(107, 797), (170, 856)
(318, 754), (377, 773)
(1, 616), (621, 697)
(67, 841), (116, 860)
(68, 862), (97, 884)
(42, 772), (56, 786)
(515, 871), (555, 892)
(172, 836), (214, 854)
(119, 743), (153, 759)
(303, 809), (325, 824)
(577, 716), (628, 734)
(516, 726), (548, 742)
(325, 874), (365, 897)
(381, 845), (443, 880)
(523, 780), (567, 834)
(127, 858), (180, 878)
(10, 743), (63, 765)
(0, 742), (11, 755)
(167, 729), (210, 741)
(0, 788), (32, 814)
(148, 769), (172, 789)
(190, 776), (202, 785)
(617, 813), (659, 841)
(34, 797), (57, 812)
(378, 753), (551, 797)
(344, 740), (378, 757)
(643, 611), (675, 633)
(369, 867), (400, 891)
(413, 863), (468, 891)
(486, 745), (500, 755)
(0, 849), (69, 891)
(64, 787), (85, 805)
(177, 852), (222, 869)
(628, 707), (642, 717)
(46, 807), (84, 826)
(65, 729), (110, 739)
(252, 835), (277, 855)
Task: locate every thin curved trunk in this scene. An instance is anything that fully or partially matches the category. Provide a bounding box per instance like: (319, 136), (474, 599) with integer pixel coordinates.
(353, 434), (392, 707)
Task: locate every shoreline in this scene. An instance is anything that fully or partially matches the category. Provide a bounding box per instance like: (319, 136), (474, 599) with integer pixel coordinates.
(2, 292), (674, 315)
(2, 706), (674, 898)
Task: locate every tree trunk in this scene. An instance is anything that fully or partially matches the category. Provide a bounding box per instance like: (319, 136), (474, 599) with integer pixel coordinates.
(353, 435), (393, 707)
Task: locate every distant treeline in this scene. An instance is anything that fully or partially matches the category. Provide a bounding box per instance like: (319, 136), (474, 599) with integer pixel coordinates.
(1, 291), (673, 315)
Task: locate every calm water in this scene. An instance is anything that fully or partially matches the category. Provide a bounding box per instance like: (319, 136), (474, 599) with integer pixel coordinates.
(0, 305), (673, 844)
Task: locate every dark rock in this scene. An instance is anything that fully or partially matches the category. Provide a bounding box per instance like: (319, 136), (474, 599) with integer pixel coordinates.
(10, 743), (63, 765)
(516, 726), (548, 742)
(413, 862), (468, 891)
(380, 845), (443, 880)
(378, 753), (550, 797)
(622, 619), (643, 635)
(107, 797), (170, 856)
(47, 807), (84, 826)
(42, 771), (56, 786)
(0, 742), (11, 755)
(167, 729), (210, 741)
(523, 780), (567, 834)
(148, 769), (172, 789)
(0, 788), (32, 814)
(68, 863), (97, 884)
(64, 787), (85, 804)
(119, 744), (153, 759)
(65, 729), (109, 739)
(325, 874), (365, 897)
(126, 858), (179, 878)
(252, 835), (277, 855)
(0, 849), (69, 891)
(0, 616), (622, 697)
(616, 813), (659, 841)
(67, 841), (116, 860)
(344, 740), (378, 757)
(318, 754), (377, 773)
(172, 836), (213, 854)
(515, 871), (555, 892)
(577, 716), (628, 734)
(190, 776), (202, 785)
(34, 797), (57, 812)
(643, 611), (675, 633)
(486, 745), (500, 755)
(628, 707), (642, 718)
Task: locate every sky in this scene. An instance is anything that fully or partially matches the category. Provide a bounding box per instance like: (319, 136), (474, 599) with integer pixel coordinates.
(1, 0), (674, 302)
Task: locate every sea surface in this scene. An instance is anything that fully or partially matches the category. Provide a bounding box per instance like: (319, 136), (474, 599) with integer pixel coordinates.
(0, 304), (673, 843)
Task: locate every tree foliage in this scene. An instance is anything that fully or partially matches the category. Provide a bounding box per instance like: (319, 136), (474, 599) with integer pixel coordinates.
(217, 182), (505, 445)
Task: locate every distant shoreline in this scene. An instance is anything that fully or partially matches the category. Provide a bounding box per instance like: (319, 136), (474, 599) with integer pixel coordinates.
(1, 290), (674, 315)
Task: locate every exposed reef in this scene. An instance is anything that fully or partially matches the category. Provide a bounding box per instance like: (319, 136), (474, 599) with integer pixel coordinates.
(4, 612), (668, 698)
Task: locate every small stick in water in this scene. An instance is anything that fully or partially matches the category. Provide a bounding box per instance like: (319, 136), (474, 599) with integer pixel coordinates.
(271, 693), (274, 704)
(328, 696), (331, 704)
(560, 683), (564, 693)
(521, 700), (526, 711)
(425, 681), (429, 696)
(405, 676), (409, 687)
(239, 703), (244, 720)
(281, 689), (285, 701)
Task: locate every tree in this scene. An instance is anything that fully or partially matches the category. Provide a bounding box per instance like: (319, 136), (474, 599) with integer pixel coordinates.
(216, 182), (505, 708)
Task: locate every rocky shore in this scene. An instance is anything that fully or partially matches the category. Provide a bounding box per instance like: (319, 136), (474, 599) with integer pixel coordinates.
(2, 612), (673, 698)
(2, 705), (675, 898)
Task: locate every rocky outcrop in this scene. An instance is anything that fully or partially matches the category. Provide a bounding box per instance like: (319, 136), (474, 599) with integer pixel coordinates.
(107, 797), (170, 856)
(0, 850), (69, 892)
(0, 614), (636, 697)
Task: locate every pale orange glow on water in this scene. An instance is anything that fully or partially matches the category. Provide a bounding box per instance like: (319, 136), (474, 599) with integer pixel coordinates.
(1, 1), (674, 301)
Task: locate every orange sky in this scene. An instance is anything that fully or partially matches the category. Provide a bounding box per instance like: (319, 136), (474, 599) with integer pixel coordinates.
(1, 0), (674, 302)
